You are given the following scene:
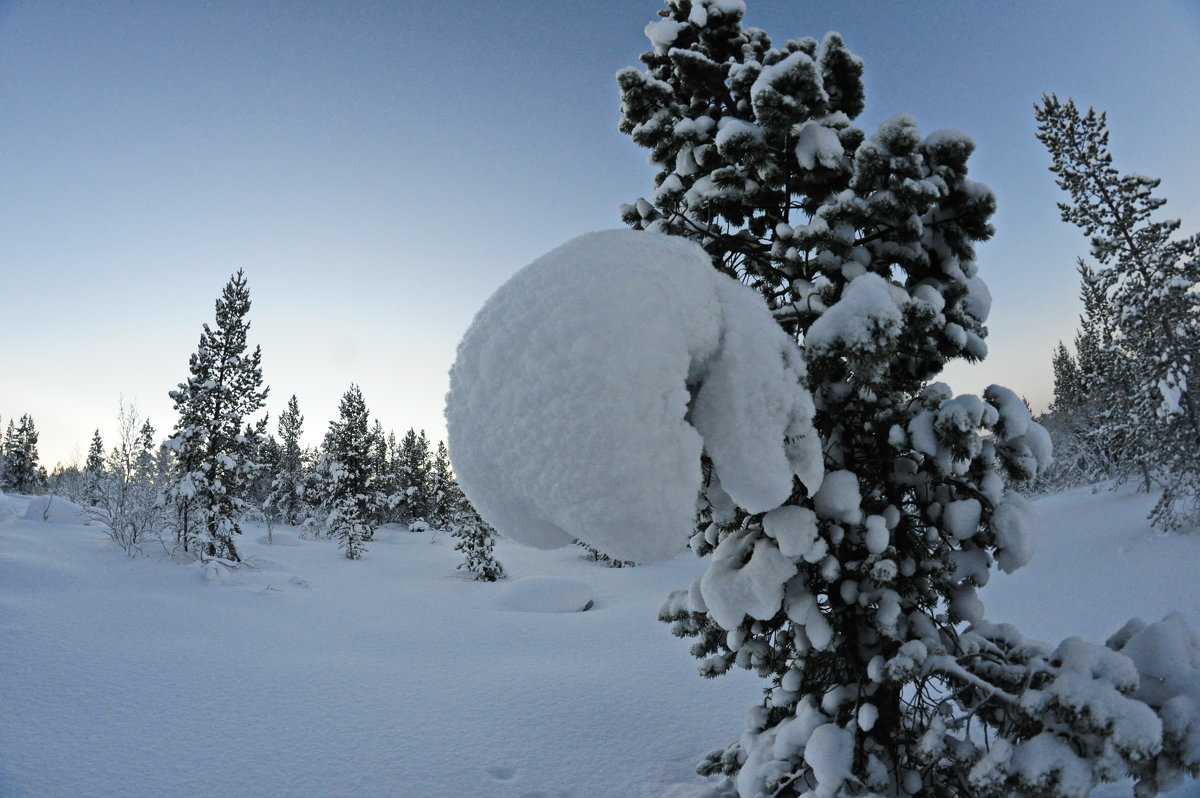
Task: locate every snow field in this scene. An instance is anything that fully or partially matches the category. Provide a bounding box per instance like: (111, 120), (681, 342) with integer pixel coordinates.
(0, 493), (759, 798)
(2, 484), (1199, 797)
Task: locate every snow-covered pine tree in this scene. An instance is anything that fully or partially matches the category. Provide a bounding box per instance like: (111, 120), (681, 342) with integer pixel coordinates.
(134, 421), (158, 487)
(1037, 343), (1096, 490)
(368, 419), (397, 525)
(269, 394), (308, 526)
(166, 270), (269, 561)
(83, 429), (106, 506)
(1038, 261), (1132, 490)
(621, 3), (1195, 796)
(448, 482), (503, 581)
(245, 424), (280, 514)
(328, 494), (370, 560)
(396, 427), (432, 524)
(428, 440), (454, 530)
(1036, 95), (1200, 528)
(5, 414), (42, 494)
(0, 416), (7, 490)
(319, 384), (377, 555)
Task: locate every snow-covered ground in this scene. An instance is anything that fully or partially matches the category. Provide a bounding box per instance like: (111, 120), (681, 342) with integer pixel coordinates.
(1, 485), (1198, 797)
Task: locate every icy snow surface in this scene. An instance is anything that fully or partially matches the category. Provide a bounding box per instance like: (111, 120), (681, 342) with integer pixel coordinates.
(2, 484), (1199, 796)
(0, 504), (760, 798)
(446, 229), (819, 564)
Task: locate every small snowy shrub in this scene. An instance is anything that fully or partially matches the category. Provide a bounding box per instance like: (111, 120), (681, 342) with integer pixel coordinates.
(449, 492), (503, 582)
(88, 403), (168, 556)
(328, 498), (368, 560)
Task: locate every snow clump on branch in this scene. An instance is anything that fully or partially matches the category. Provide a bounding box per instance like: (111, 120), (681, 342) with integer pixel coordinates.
(445, 229), (822, 564)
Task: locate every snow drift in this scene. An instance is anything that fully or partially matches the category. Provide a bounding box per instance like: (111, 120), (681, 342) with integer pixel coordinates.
(21, 495), (89, 525)
(446, 229), (821, 564)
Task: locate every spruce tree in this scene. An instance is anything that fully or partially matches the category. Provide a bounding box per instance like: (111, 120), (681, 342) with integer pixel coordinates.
(270, 394), (308, 525)
(83, 429), (107, 505)
(86, 429), (106, 472)
(396, 428), (432, 523)
(320, 384), (377, 554)
(619, 4), (1192, 796)
(1040, 262), (1130, 490)
(428, 440), (454, 529)
(368, 419), (396, 525)
(166, 270), (269, 561)
(448, 483), (504, 581)
(5, 414), (42, 494)
(134, 421), (157, 487)
(1036, 95), (1200, 528)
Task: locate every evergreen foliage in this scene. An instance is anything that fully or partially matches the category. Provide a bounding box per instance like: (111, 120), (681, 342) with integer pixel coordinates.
(574, 539), (637, 568)
(397, 428), (432, 523)
(448, 483), (503, 581)
(246, 427), (281, 511)
(1036, 95), (1200, 528)
(1037, 262), (1132, 491)
(368, 419), (397, 526)
(84, 428), (106, 502)
(269, 394), (309, 525)
(329, 495), (370, 560)
(3, 414), (43, 494)
(428, 440), (454, 529)
(165, 270), (269, 561)
(318, 384), (378, 551)
(621, 3), (1195, 796)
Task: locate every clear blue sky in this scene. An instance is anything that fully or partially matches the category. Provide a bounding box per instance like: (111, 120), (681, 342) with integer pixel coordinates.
(2, 0), (1198, 467)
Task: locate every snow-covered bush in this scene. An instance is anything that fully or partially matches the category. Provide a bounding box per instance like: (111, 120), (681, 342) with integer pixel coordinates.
(328, 496), (369, 560)
(446, 485), (503, 581)
(88, 402), (168, 556)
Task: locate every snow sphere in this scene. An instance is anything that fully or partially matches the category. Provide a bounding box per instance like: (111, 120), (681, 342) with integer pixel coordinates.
(446, 229), (821, 564)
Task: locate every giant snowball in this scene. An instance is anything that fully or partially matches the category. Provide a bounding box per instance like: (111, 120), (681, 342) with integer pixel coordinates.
(446, 230), (822, 564)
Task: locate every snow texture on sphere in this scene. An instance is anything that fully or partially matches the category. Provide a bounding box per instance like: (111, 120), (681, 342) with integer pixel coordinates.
(493, 577), (594, 614)
(446, 229), (819, 564)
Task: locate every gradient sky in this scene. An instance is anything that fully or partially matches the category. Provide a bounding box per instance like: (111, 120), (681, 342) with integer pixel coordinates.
(3, 0), (1199, 468)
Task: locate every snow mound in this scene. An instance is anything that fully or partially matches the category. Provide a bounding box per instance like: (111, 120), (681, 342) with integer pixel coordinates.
(257, 531), (302, 546)
(493, 577), (594, 614)
(21, 496), (90, 525)
(446, 229), (820, 564)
